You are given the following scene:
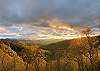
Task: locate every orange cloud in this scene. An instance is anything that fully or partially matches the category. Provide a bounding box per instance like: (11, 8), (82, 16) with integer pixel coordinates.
(0, 27), (6, 32)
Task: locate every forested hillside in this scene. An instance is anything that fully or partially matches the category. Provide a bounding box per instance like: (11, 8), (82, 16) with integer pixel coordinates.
(0, 35), (100, 71)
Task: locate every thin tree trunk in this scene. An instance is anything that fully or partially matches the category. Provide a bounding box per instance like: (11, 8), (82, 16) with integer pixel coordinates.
(26, 63), (29, 71)
(35, 59), (39, 71)
(13, 56), (16, 71)
(56, 59), (60, 71)
(45, 62), (48, 71)
(1, 55), (7, 71)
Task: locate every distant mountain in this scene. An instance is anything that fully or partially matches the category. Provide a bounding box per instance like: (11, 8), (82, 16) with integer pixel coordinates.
(95, 24), (100, 28)
(31, 39), (68, 45)
(43, 35), (100, 48)
(42, 39), (72, 48)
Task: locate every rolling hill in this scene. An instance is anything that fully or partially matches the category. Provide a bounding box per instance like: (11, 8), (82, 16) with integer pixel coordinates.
(43, 35), (100, 48)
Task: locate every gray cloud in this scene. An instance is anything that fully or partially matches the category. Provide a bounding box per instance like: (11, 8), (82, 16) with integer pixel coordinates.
(0, 0), (100, 23)
(0, 0), (100, 39)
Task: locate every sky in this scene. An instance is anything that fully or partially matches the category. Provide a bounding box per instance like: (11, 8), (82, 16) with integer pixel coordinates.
(0, 0), (100, 39)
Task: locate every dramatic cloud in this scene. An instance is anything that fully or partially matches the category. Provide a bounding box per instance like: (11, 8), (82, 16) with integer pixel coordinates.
(0, 0), (100, 23)
(0, 0), (100, 39)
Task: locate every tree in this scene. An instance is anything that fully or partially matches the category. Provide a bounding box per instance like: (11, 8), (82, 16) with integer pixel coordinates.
(43, 48), (64, 71)
(19, 48), (34, 71)
(80, 27), (100, 71)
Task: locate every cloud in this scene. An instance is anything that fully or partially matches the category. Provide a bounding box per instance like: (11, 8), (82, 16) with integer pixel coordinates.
(0, 0), (100, 39)
(0, 27), (6, 32)
(0, 0), (100, 23)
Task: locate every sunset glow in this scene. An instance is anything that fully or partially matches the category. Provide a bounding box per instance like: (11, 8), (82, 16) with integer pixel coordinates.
(0, 0), (99, 40)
